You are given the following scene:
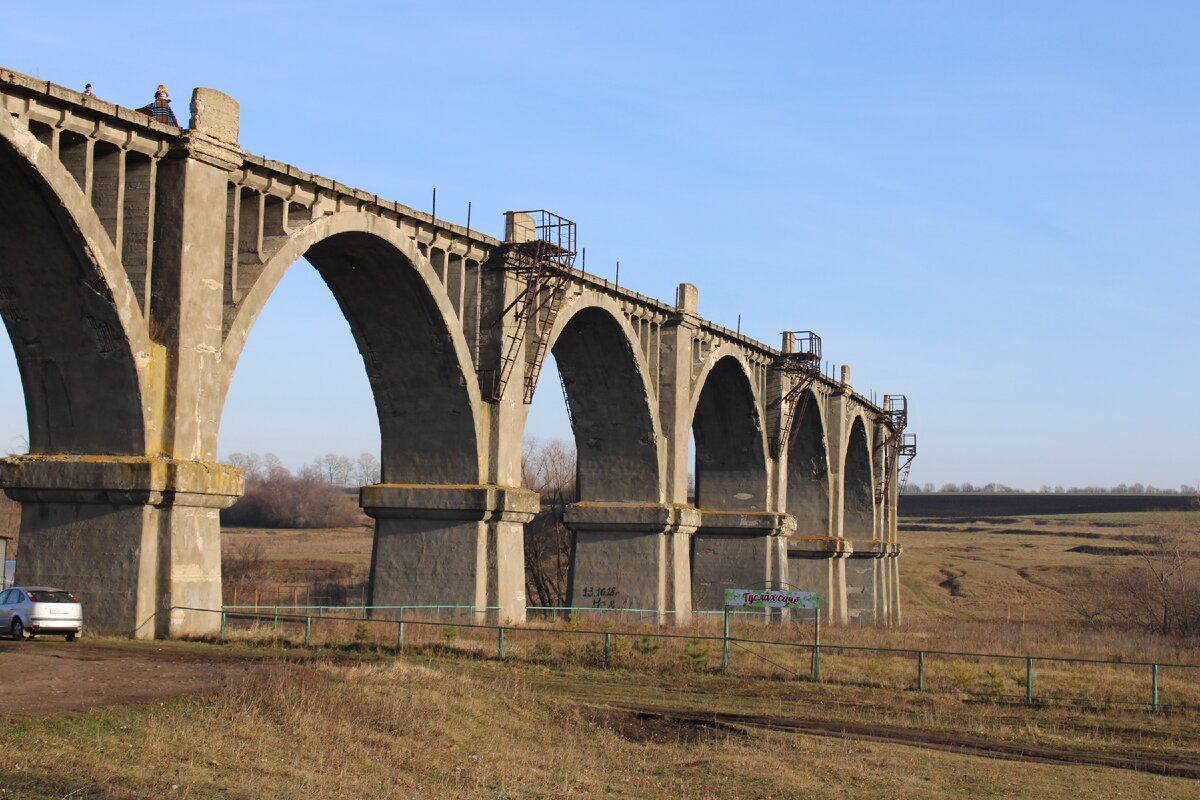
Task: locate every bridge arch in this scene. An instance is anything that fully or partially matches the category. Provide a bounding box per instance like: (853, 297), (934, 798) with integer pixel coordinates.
(787, 390), (831, 536)
(221, 212), (483, 484)
(534, 294), (662, 502)
(686, 350), (768, 511)
(0, 112), (151, 455)
(843, 414), (875, 539)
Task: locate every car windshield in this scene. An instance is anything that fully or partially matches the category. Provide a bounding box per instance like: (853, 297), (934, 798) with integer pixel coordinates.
(27, 590), (78, 603)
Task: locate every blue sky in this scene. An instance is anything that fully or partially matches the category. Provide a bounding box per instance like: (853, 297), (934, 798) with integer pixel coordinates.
(1, 2), (1197, 489)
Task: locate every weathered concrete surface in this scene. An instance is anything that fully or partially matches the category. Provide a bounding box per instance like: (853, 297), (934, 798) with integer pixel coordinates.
(0, 67), (908, 636)
(565, 503), (700, 620)
(361, 484), (537, 622)
(0, 456), (241, 636)
(691, 511), (793, 610)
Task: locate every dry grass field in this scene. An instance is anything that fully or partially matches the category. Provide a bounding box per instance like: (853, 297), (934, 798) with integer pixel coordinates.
(220, 524), (373, 607)
(898, 510), (1199, 626)
(2, 638), (1198, 799)
(1, 509), (1197, 797)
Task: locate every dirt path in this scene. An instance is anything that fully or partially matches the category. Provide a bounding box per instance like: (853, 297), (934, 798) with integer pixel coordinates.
(597, 701), (1200, 780)
(0, 639), (260, 715)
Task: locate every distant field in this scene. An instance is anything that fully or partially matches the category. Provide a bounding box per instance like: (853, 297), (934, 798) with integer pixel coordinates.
(900, 493), (1197, 517)
(897, 510), (1199, 631)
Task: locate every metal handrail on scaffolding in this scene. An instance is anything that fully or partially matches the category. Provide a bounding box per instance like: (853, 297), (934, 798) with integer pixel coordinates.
(898, 433), (918, 492)
(876, 394), (911, 502)
(771, 331), (822, 459)
(482, 210), (577, 403)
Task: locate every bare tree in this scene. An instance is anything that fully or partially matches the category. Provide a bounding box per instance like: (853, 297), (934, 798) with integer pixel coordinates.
(355, 453), (381, 486)
(306, 454), (354, 487)
(228, 452), (265, 482)
(1067, 515), (1200, 638)
(1116, 528), (1200, 637)
(522, 438), (577, 607)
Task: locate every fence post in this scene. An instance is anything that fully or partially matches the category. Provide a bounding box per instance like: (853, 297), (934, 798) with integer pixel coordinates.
(273, 606), (279, 631)
(1026, 657), (1033, 705)
(1152, 664), (1159, 711)
(219, 611), (226, 643)
(497, 626), (506, 660)
(722, 607), (730, 674)
(396, 618), (404, 649)
(304, 616), (311, 647)
(604, 632), (612, 668)
(917, 651), (925, 692)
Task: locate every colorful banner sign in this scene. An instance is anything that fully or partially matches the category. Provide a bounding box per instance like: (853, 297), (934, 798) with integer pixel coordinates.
(723, 589), (819, 609)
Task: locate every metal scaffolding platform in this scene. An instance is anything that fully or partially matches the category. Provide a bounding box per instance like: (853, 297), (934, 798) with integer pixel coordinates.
(898, 433), (918, 492)
(481, 210), (577, 403)
(876, 394), (911, 503)
(771, 330), (822, 459)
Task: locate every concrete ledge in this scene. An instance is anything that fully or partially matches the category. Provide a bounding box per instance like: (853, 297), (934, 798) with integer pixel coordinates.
(361, 483), (539, 522)
(565, 502), (702, 533)
(0, 455), (243, 508)
(698, 510), (796, 535)
(844, 540), (902, 557)
(786, 535), (851, 557)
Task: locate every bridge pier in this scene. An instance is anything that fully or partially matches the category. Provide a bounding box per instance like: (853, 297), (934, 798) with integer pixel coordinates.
(564, 503), (699, 622)
(360, 484), (538, 622)
(0, 456), (241, 638)
(840, 542), (904, 625)
(787, 538), (850, 624)
(845, 545), (882, 624)
(690, 511), (794, 611)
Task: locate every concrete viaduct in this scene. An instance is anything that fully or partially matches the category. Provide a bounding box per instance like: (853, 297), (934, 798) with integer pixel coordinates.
(0, 69), (911, 638)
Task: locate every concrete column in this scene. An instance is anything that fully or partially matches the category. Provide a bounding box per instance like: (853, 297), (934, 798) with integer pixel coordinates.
(691, 511), (794, 610)
(564, 502), (700, 622)
(889, 550), (902, 625)
(151, 88), (244, 461)
(660, 284), (700, 505)
(361, 484), (538, 622)
(845, 545), (883, 624)
(787, 538), (849, 624)
(0, 456), (242, 638)
(825, 373), (850, 540)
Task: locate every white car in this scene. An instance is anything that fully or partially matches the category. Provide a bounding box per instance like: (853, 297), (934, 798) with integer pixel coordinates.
(0, 586), (83, 641)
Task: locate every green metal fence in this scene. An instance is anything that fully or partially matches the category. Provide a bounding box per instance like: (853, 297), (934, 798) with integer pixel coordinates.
(197, 605), (1198, 712)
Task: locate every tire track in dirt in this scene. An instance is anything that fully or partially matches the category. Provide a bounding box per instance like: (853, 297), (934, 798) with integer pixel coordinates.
(593, 701), (1200, 780)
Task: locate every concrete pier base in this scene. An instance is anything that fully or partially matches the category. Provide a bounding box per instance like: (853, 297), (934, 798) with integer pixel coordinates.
(360, 484), (538, 622)
(564, 502), (700, 623)
(691, 511), (794, 610)
(845, 542), (902, 625)
(845, 550), (881, 624)
(787, 537), (850, 623)
(0, 456), (242, 638)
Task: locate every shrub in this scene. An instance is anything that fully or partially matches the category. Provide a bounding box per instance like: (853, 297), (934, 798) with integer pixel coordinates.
(680, 638), (710, 670)
(223, 471), (362, 528)
(948, 659), (978, 691)
(632, 635), (659, 655)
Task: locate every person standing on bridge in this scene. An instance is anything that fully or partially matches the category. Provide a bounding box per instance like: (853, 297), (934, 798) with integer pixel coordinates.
(139, 84), (179, 126)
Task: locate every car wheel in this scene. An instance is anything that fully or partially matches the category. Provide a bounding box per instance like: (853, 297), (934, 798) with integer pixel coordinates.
(66, 632), (77, 642)
(11, 618), (26, 641)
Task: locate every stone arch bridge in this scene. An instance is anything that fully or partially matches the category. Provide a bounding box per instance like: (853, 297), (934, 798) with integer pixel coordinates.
(0, 69), (912, 637)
